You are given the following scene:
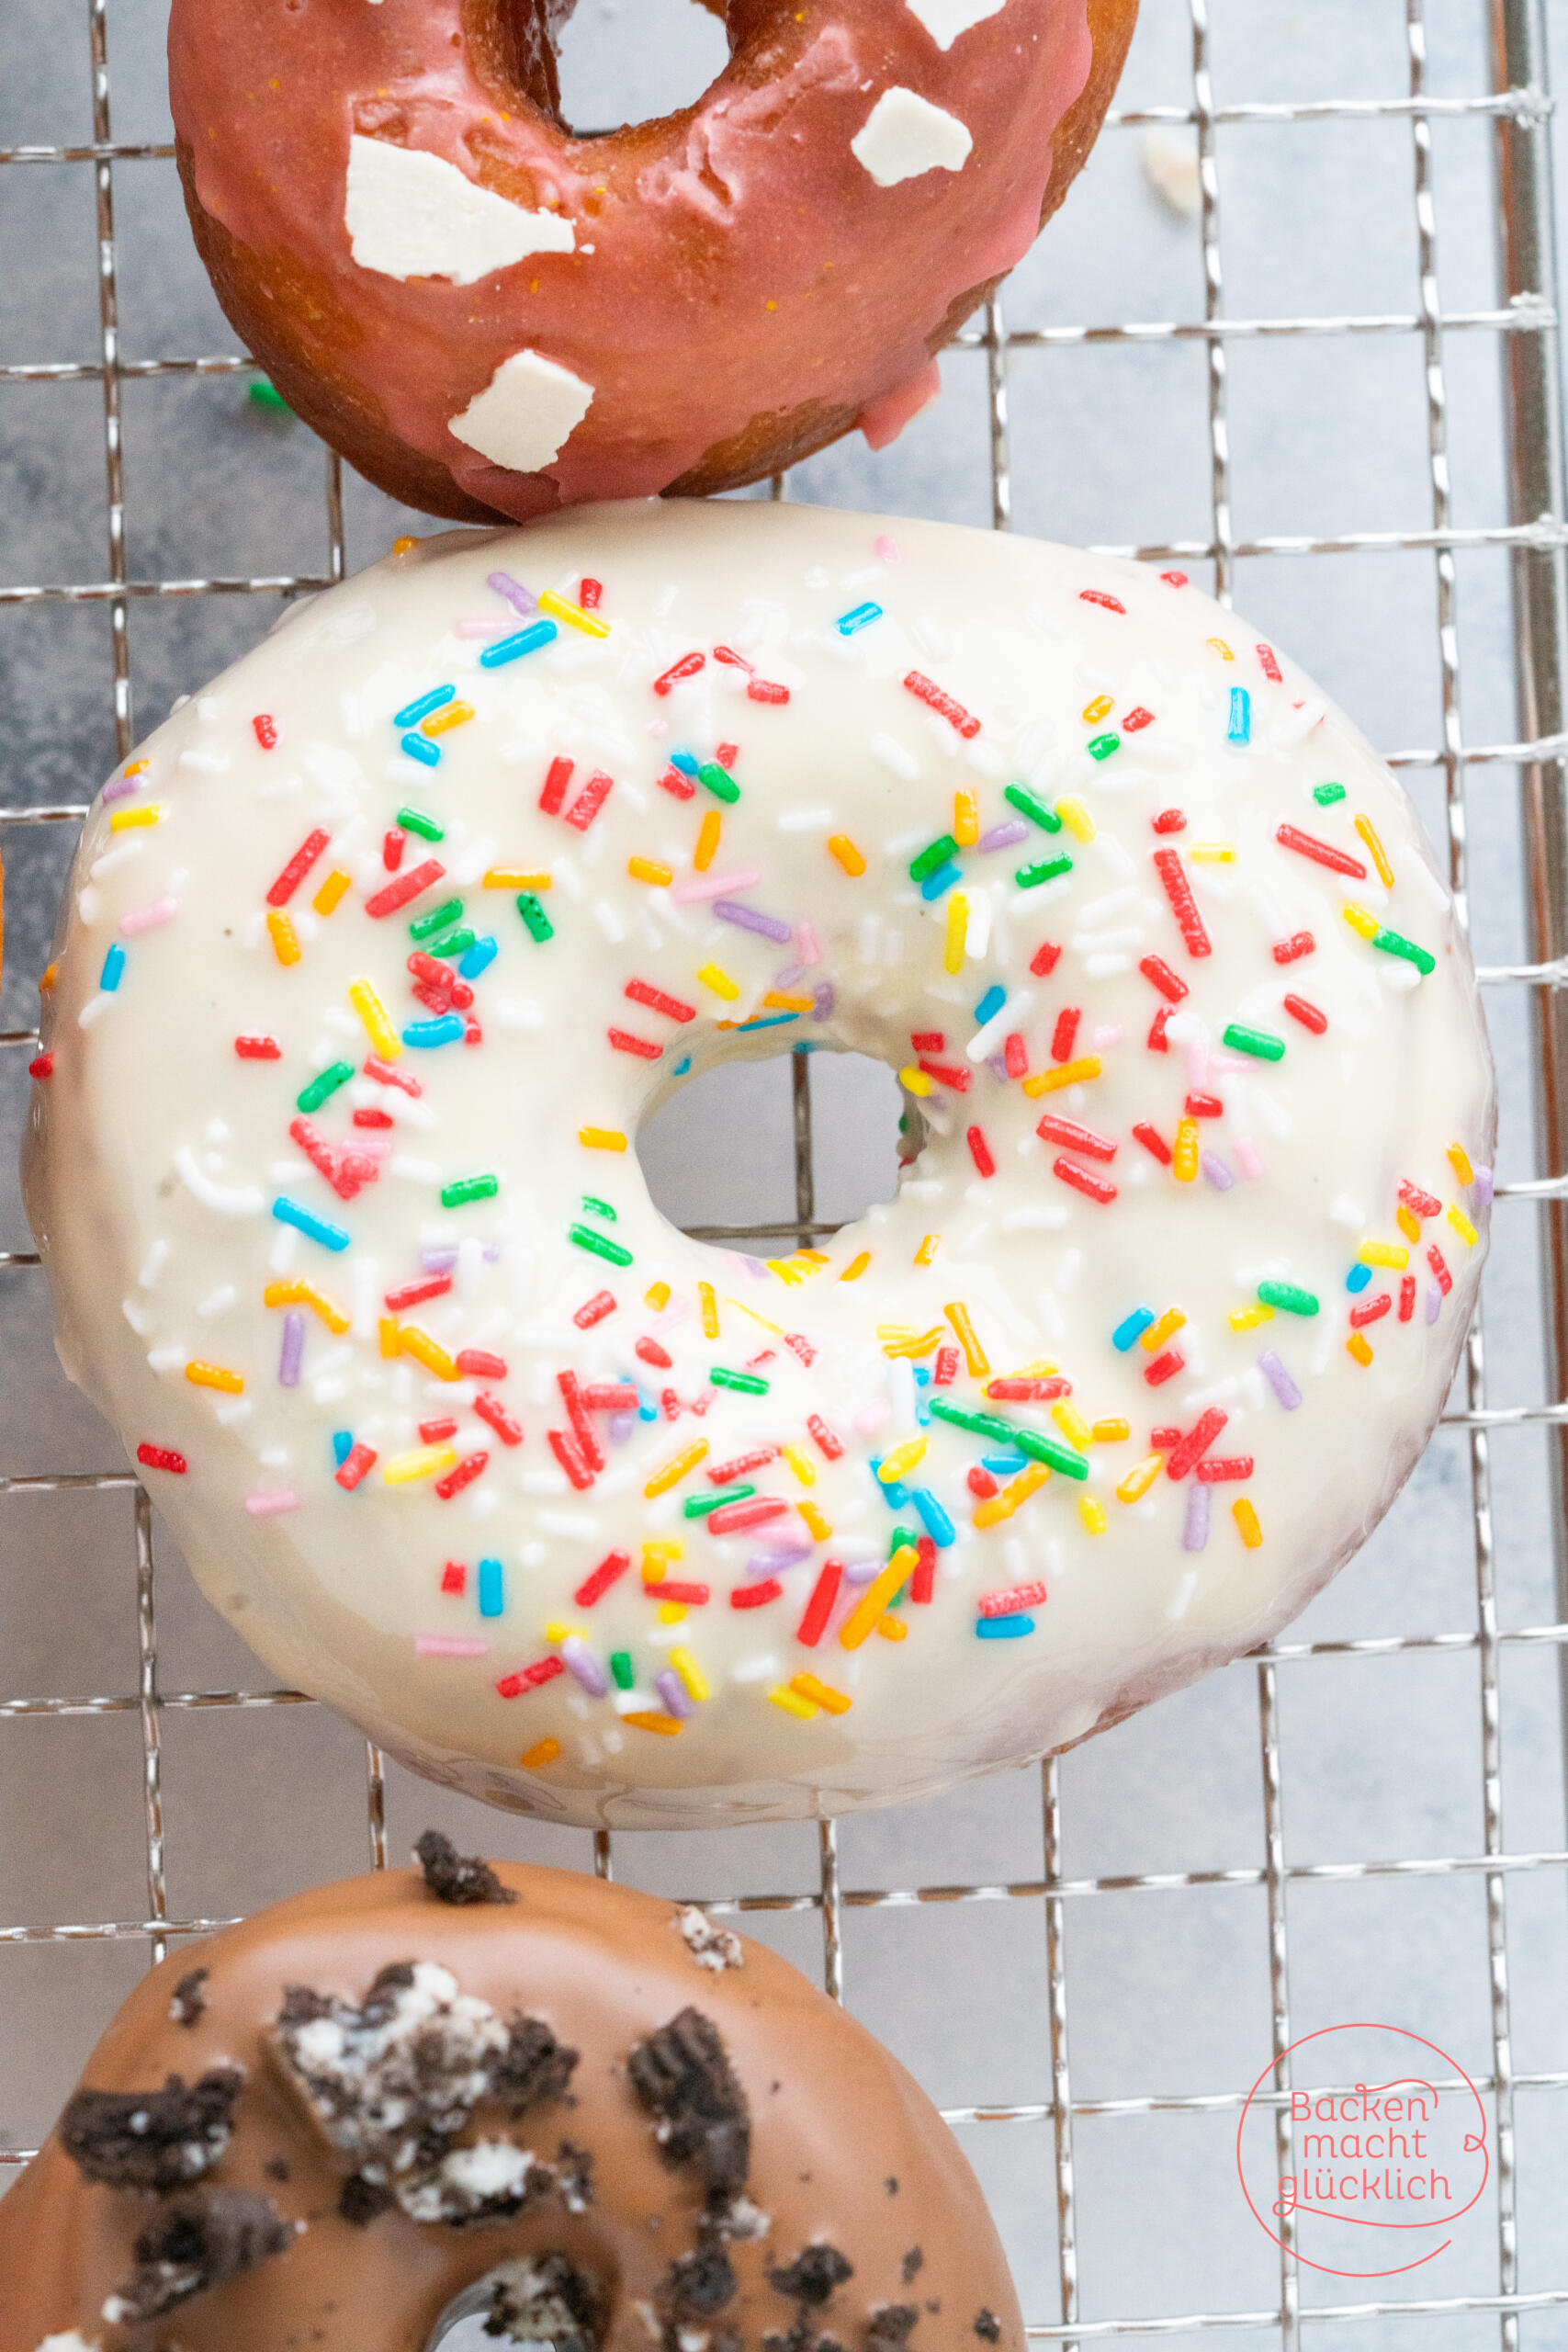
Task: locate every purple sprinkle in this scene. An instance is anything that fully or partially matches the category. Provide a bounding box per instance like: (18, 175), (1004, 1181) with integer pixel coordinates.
(748, 1541), (814, 1575)
(813, 983), (836, 1020)
(421, 1245), (459, 1274)
(1473, 1164), (1495, 1207)
(714, 899), (795, 944)
(840, 1555), (883, 1587)
(1258, 1349), (1302, 1410)
(278, 1308), (305, 1387)
(740, 1256), (770, 1277)
(655, 1669), (694, 1720)
(487, 570), (536, 616)
(1183, 1481), (1211, 1553)
(103, 775), (141, 806)
(774, 963), (804, 990)
(561, 1636), (609, 1698)
(979, 820), (1030, 853)
(607, 1411), (637, 1444)
(1427, 1283), (1443, 1324)
(1201, 1150), (1235, 1192)
(988, 1054), (1010, 1081)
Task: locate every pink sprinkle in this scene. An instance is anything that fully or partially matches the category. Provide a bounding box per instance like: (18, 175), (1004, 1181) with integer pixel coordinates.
(415, 1634), (491, 1658)
(120, 897), (179, 935)
(455, 617), (505, 638)
(795, 921), (822, 967)
(1187, 1045), (1210, 1088)
(853, 1399), (892, 1437)
(672, 867), (761, 904)
(874, 535), (900, 562)
(245, 1490), (298, 1515)
(1235, 1137), (1265, 1180)
(647, 718), (670, 738)
(1089, 1023), (1122, 1049)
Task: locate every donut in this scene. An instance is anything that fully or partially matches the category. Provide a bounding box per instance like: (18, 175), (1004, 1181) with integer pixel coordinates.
(165, 0), (1136, 521)
(0, 1835), (1021, 2350)
(23, 499), (1495, 1828)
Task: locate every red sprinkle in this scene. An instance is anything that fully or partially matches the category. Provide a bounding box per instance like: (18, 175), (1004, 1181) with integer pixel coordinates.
(1123, 706), (1156, 732)
(565, 771), (614, 831)
(353, 1107), (394, 1130)
(1349, 1294), (1392, 1329)
(732, 1578), (783, 1610)
(1053, 1156), (1117, 1204)
(785, 1332), (817, 1367)
(364, 1056), (423, 1096)
(966, 1125), (997, 1178)
(705, 1497), (789, 1536)
(441, 1561), (466, 1596)
(932, 1346), (961, 1387)
(435, 1450), (489, 1500)
(660, 1389), (682, 1421)
(234, 1036), (281, 1060)
(1400, 1179), (1442, 1218)
(1167, 1408), (1227, 1480)
(1147, 1006), (1174, 1053)
(1051, 1008), (1081, 1063)
(911, 1537), (938, 1605)
(1427, 1246), (1452, 1295)
(1133, 1121), (1173, 1165)
(715, 741), (739, 768)
(1399, 1275), (1416, 1322)
(1144, 1350), (1184, 1385)
(547, 1428), (595, 1489)
(626, 978), (696, 1023)
(365, 859), (445, 919)
(1030, 940), (1063, 977)
(1078, 589), (1126, 615)
(537, 754), (573, 815)
(918, 1058), (971, 1093)
(28, 1052), (54, 1080)
(807, 1412), (844, 1461)
(385, 1274), (452, 1311)
(1161, 571), (1190, 588)
(1257, 643), (1283, 683)
(266, 829), (330, 908)
(608, 1027), (662, 1059)
(136, 1442), (186, 1475)
(1273, 932), (1317, 966)
(474, 1392), (524, 1446)
(558, 1371), (604, 1472)
(252, 712), (278, 750)
(636, 1335), (673, 1370)
(967, 1466), (998, 1498)
(796, 1560), (842, 1648)
(904, 670), (980, 738)
(713, 644), (752, 672)
(1283, 994), (1327, 1034)
(575, 1550), (631, 1608)
(654, 651), (705, 695)
(911, 1030), (945, 1053)
(1194, 1455), (1255, 1482)
(495, 1656), (565, 1701)
(658, 764), (696, 800)
(1152, 808), (1188, 833)
(651, 1580), (709, 1605)
(986, 1377), (1070, 1401)
(1139, 955), (1189, 1003)
(574, 1291), (617, 1329)
(335, 1442), (377, 1491)
(748, 678), (790, 705)
(382, 827), (405, 872)
(1151, 1426), (1182, 1451)
(979, 1579), (1048, 1617)
(708, 1447), (779, 1486)
(1275, 822), (1367, 880)
(1037, 1115), (1116, 1162)
(1003, 1032), (1028, 1079)
(579, 576), (603, 610)
(1153, 848), (1212, 956)
(420, 1417), (459, 1443)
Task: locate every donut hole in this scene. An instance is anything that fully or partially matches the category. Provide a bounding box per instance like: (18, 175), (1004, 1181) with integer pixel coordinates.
(553, 0), (732, 137)
(636, 1044), (906, 1249)
(425, 2254), (604, 2349)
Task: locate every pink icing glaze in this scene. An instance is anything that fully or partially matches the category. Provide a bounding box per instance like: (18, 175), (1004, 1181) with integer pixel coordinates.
(167, 0), (1095, 516)
(858, 358), (942, 452)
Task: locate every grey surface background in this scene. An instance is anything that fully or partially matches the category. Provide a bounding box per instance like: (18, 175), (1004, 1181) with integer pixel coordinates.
(3, 1), (1568, 2345)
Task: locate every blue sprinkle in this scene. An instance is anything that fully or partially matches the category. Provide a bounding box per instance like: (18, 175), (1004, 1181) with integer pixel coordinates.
(915, 1393), (932, 1428)
(1112, 1306), (1156, 1351)
(837, 601), (883, 637)
(911, 1488), (957, 1548)
(634, 1382), (660, 1423)
(669, 749), (700, 775)
(1347, 1262), (1373, 1293)
(976, 1614), (1035, 1640)
(458, 934), (498, 980)
(974, 983), (1007, 1026)
(919, 861), (964, 901)
(868, 1457), (911, 1509)
(981, 1453), (1027, 1477)
(332, 1430), (354, 1467)
(400, 731), (441, 767)
(393, 684), (455, 729)
(912, 1365), (931, 1386)
(402, 1014), (467, 1049)
(272, 1195), (351, 1251)
(736, 1012), (798, 1033)
(100, 944), (126, 992)
(1228, 686), (1251, 745)
(671, 1055), (692, 1077)
(479, 618), (558, 668)
(477, 1557), (505, 1618)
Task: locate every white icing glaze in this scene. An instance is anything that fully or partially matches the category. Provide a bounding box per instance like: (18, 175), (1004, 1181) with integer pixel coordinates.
(26, 501), (1494, 1828)
(850, 87), (974, 187)
(448, 352), (595, 473)
(906, 0), (1009, 48)
(344, 136), (575, 285)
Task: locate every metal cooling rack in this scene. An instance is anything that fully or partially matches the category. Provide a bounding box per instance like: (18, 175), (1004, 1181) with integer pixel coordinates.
(4, 0), (1568, 2344)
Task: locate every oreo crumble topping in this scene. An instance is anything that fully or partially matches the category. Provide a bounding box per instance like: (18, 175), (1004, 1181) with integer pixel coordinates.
(168, 1967), (210, 2028)
(100, 2187), (297, 2324)
(769, 2245), (854, 2306)
(628, 2008), (750, 2202)
(61, 2067), (243, 2191)
(674, 1905), (745, 1973)
(901, 2251), (924, 2286)
(494, 2014), (580, 2115)
(415, 1828), (518, 1908)
(866, 2308), (919, 2352)
(974, 2314), (1003, 2343)
(665, 2245), (739, 2318)
(485, 2252), (603, 2351)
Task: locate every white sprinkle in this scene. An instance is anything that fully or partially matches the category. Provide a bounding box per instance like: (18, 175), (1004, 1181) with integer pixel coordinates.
(538, 1510), (600, 1539)
(966, 988), (1032, 1063)
(495, 997), (545, 1029)
(146, 1345), (184, 1373)
(964, 893), (992, 959)
(137, 1238), (169, 1289)
(177, 748), (230, 774)
(1164, 1571), (1199, 1622)
(774, 808), (835, 831)
(121, 1297), (150, 1337)
(174, 1146), (264, 1216)
(391, 1157), (442, 1182)
(593, 900), (626, 944)
(196, 1284), (236, 1319)
(1083, 953), (1131, 979)
(871, 731), (920, 779)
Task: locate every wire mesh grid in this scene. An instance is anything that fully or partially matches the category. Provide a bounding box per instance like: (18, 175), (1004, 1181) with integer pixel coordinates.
(3, 0), (1568, 2343)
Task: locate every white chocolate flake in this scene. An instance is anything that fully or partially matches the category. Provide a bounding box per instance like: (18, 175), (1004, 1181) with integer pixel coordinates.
(345, 135), (575, 285)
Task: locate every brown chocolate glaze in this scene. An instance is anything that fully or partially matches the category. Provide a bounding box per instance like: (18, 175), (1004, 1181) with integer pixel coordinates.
(167, 0), (1135, 523)
(0, 1860), (1021, 2352)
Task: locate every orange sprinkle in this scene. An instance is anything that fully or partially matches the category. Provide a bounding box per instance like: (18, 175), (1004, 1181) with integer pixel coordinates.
(313, 868), (350, 917)
(840, 1252), (872, 1282)
(694, 809), (722, 872)
(1023, 1056), (1102, 1099)
(763, 991), (815, 1012)
(1347, 1331), (1374, 1367)
(953, 789), (979, 847)
(914, 1234), (941, 1267)
(521, 1737), (561, 1769)
(265, 909), (300, 967)
(828, 833), (866, 877)
(1233, 1498), (1263, 1548)
(840, 1549), (916, 1650)
(185, 1359), (243, 1395)
(263, 1280), (348, 1335)
(625, 1711), (684, 1736)
(944, 1301), (989, 1377)
(400, 1325), (461, 1382)
(628, 855), (673, 887)
(791, 1673), (852, 1715)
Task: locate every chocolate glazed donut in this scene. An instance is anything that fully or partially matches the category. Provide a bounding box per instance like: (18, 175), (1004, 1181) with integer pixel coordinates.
(0, 1840), (1022, 2352)
(167, 0), (1136, 523)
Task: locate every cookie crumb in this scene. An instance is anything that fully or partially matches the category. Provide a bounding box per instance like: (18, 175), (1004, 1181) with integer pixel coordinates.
(901, 2250), (924, 2286)
(866, 2306), (919, 2352)
(665, 2245), (739, 2318)
(486, 2253), (602, 2352)
(62, 2068), (243, 2192)
(974, 2314), (1002, 2343)
(169, 1968), (209, 2028)
(628, 2008), (750, 2201)
(337, 2173), (395, 2226)
(413, 1827), (517, 1907)
(769, 2245), (854, 2307)
(674, 1905), (744, 1973)
(100, 2188), (297, 2324)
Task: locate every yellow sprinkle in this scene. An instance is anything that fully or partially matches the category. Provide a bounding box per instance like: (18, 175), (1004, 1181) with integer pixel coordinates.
(763, 991), (815, 1012)
(1173, 1116), (1199, 1184)
(1081, 693), (1113, 724)
(645, 1281), (671, 1311)
(766, 1258), (805, 1287)
(1091, 1417), (1130, 1443)
(1023, 1056), (1102, 1098)
(1055, 796), (1095, 842)
(109, 804), (161, 831)
(694, 809), (722, 872)
(1003, 1463), (1051, 1510)
(185, 1359), (243, 1395)
(579, 1126), (627, 1152)
(1053, 1402), (1093, 1451)
(313, 868), (351, 916)
(698, 1282), (719, 1339)
(1397, 1203), (1421, 1244)
(797, 1500), (833, 1541)
(1228, 1304), (1275, 1331)
(538, 586), (610, 638)
(628, 855), (673, 887)
(422, 699), (474, 739)
(944, 890), (968, 975)
(953, 789), (979, 847)
(1208, 637), (1235, 661)
(1359, 1240), (1409, 1271)
(880, 1326), (946, 1359)
(944, 1301), (989, 1378)
(646, 1441), (708, 1498)
(266, 909), (300, 967)
(1117, 1454), (1164, 1505)
(484, 867), (551, 890)
(1343, 902), (1381, 941)
(383, 1443), (457, 1485)
(670, 1647), (708, 1702)
(1354, 814), (1394, 888)
(642, 1539), (682, 1574)
(399, 1325), (461, 1382)
(1448, 1142), (1475, 1185)
(1448, 1204), (1478, 1247)
(263, 1280), (348, 1335)
(521, 1736), (561, 1769)
(349, 976), (400, 1059)
(878, 1439), (927, 1484)
(1141, 1307), (1186, 1354)
(840, 1252), (871, 1282)
(792, 1673), (852, 1714)
(1189, 842), (1235, 864)
(876, 1614), (909, 1641)
(770, 1686), (818, 1720)
(840, 1549), (917, 1650)
(1009, 1358), (1059, 1379)
(782, 1442), (816, 1487)
(897, 1065), (934, 1098)
(378, 1317), (401, 1359)
(914, 1233), (941, 1267)
(626, 1711), (684, 1736)
(1079, 1496), (1109, 1534)
(1233, 1498), (1263, 1549)
(1347, 1331), (1374, 1367)
(392, 535), (418, 554)
(658, 1601), (687, 1624)
(727, 1298), (785, 1335)
(698, 963), (740, 1001)
(828, 833), (866, 876)
(972, 1494), (1014, 1530)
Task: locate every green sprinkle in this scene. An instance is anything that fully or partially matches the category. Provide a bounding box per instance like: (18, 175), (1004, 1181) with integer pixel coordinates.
(570, 1222), (633, 1267)
(247, 379), (291, 413)
(710, 1367), (770, 1395)
(890, 1524), (919, 1557)
(610, 1650), (636, 1691)
(1086, 732), (1121, 762)
(296, 1059), (354, 1114)
(1016, 854), (1074, 890)
(910, 833), (960, 884)
(1258, 1281), (1319, 1317)
(1372, 925), (1436, 977)
(516, 893), (554, 944)
(1004, 783), (1062, 833)
(582, 1195), (617, 1222)
(684, 1485), (755, 1518)
(928, 1398), (1089, 1481)
(423, 927), (475, 960)
(442, 1174), (499, 1209)
(1222, 1022), (1286, 1063)
(698, 762), (740, 804)
(409, 896), (463, 941)
(398, 806), (445, 843)
(1313, 782), (1347, 806)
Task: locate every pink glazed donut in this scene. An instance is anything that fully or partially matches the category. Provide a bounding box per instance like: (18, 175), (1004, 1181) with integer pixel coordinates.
(167, 0), (1136, 521)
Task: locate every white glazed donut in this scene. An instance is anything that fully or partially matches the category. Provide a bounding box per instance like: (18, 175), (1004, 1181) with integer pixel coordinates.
(25, 501), (1494, 1827)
